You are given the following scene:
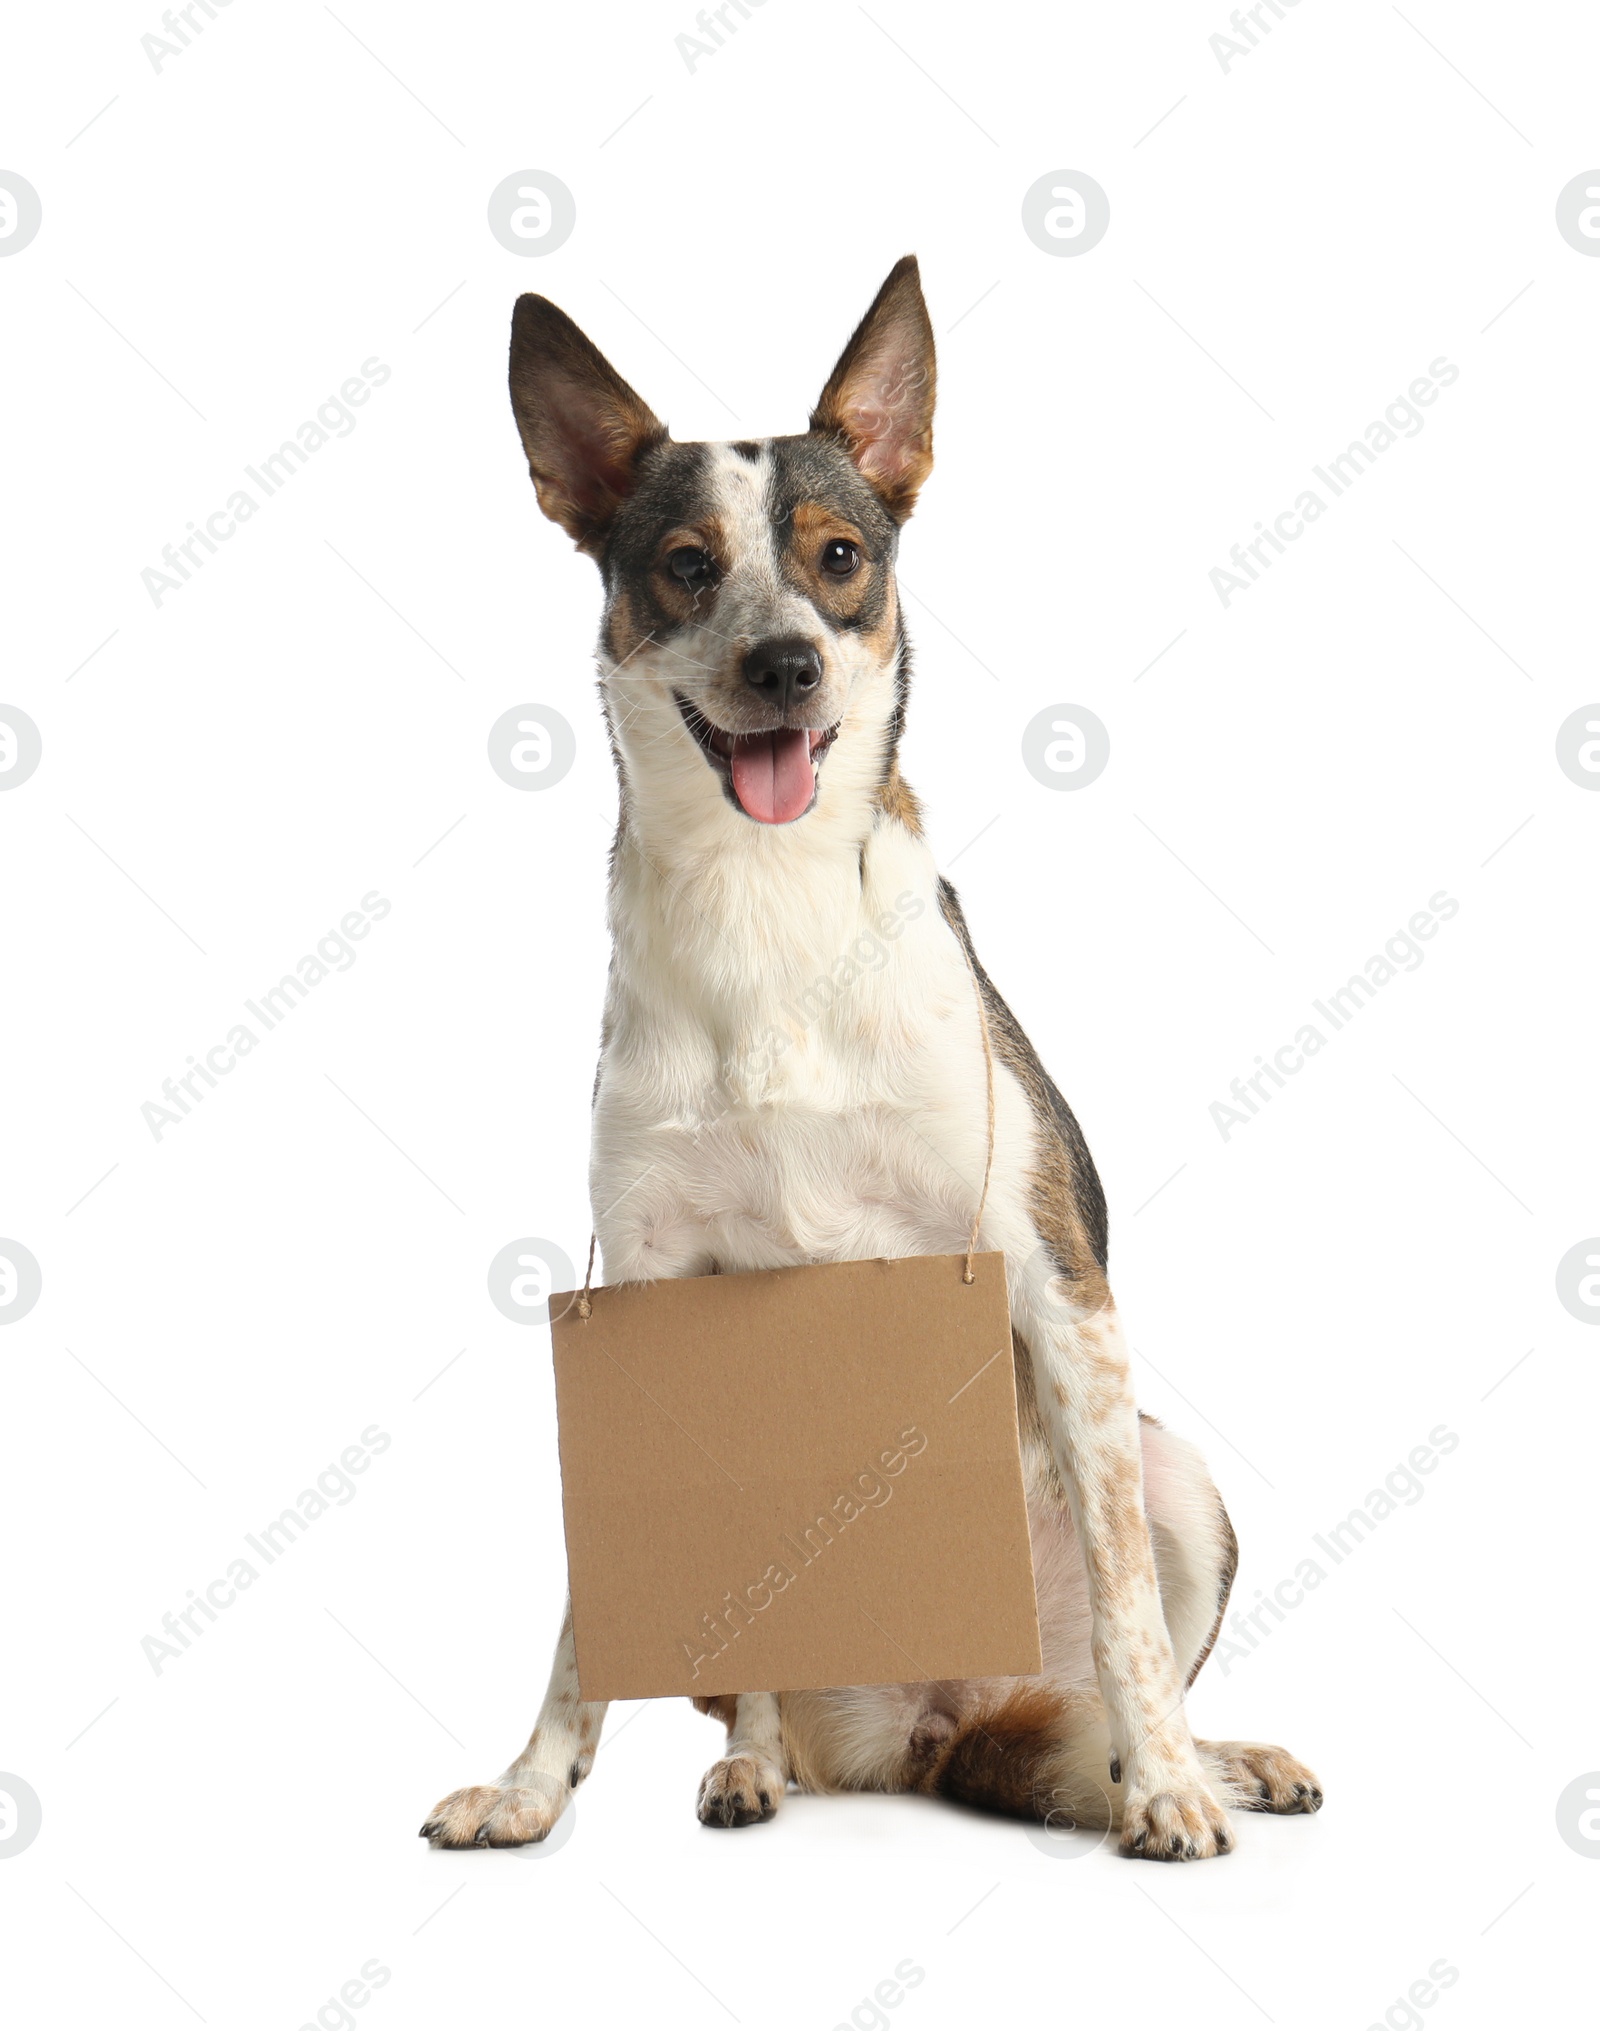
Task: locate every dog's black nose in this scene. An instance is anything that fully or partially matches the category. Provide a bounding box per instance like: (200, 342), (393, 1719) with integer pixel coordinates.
(742, 637), (823, 716)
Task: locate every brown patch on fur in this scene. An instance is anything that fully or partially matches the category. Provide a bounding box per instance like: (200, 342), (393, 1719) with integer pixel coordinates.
(1022, 1130), (1111, 1312)
(603, 581), (658, 668)
(783, 500), (903, 680)
(1093, 1444), (1152, 1555)
(857, 590), (904, 675)
(928, 1683), (1071, 1818)
(789, 499), (863, 554)
(906, 1708), (959, 1771)
(647, 518), (733, 629)
(692, 1694), (739, 1729)
(874, 763), (923, 833)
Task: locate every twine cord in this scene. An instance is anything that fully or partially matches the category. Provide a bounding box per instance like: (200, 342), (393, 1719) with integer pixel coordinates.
(962, 943), (997, 1285)
(576, 1233), (596, 1320)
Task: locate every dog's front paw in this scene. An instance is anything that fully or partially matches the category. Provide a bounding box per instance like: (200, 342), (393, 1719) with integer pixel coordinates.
(696, 1754), (784, 1829)
(419, 1780), (568, 1849)
(1120, 1778), (1234, 1861)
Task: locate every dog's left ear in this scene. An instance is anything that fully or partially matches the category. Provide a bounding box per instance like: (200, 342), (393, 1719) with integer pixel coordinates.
(810, 255), (936, 522)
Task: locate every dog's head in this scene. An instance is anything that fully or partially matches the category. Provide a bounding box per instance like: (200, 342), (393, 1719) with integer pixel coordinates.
(508, 258), (934, 833)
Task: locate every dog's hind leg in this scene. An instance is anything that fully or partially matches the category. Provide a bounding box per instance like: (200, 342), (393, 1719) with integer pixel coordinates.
(693, 1691), (789, 1827)
(1192, 1739), (1323, 1814)
(1145, 1427), (1325, 1818)
(420, 1601), (603, 1847)
(775, 1413), (1322, 1853)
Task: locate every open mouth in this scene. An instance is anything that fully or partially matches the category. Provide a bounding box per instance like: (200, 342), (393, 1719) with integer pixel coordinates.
(674, 694), (840, 825)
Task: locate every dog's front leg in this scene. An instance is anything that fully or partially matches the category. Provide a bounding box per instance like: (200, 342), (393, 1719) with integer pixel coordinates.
(697, 1691), (788, 1828)
(587, 1191), (792, 1828)
(420, 1603), (602, 1847)
(1020, 1286), (1234, 1860)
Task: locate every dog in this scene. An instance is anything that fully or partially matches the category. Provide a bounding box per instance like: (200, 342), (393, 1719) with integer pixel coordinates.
(420, 257), (1322, 1860)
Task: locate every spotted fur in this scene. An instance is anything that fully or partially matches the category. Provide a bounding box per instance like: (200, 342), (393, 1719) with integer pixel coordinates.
(421, 257), (1320, 1858)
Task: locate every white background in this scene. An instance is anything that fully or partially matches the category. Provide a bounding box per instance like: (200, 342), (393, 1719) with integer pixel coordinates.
(2, 1), (1596, 2024)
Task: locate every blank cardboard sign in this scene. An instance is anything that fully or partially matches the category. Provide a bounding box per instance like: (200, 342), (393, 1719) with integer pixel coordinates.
(549, 1252), (1042, 1701)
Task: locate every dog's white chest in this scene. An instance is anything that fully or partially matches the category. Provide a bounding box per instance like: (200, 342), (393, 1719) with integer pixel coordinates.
(590, 839), (1005, 1282)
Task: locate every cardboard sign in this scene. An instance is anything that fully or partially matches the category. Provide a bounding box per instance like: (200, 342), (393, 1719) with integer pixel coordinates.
(549, 1252), (1041, 1701)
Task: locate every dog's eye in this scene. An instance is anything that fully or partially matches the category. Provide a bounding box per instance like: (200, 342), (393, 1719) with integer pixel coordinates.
(666, 546), (714, 585)
(820, 539), (860, 578)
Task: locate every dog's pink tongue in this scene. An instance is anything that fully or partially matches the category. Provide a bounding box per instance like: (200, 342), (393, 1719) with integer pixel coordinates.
(729, 728), (815, 824)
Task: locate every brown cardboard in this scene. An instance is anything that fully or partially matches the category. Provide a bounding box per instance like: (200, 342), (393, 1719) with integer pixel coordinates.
(549, 1252), (1042, 1701)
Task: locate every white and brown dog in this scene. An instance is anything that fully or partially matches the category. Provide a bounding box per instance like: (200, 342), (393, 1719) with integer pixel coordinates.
(422, 257), (1321, 1861)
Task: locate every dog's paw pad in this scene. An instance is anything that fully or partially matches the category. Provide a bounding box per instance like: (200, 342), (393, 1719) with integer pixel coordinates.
(696, 1754), (784, 1829)
(1120, 1786), (1233, 1862)
(420, 1782), (567, 1849)
(1208, 1741), (1323, 1814)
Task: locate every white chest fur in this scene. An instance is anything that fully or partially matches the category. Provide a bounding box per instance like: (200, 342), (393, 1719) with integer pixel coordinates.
(590, 819), (1036, 1285)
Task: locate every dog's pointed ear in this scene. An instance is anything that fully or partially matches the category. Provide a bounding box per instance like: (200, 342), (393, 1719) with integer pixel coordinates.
(809, 255), (936, 522)
(508, 295), (666, 553)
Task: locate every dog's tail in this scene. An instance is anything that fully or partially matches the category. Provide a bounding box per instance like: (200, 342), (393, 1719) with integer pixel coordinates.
(924, 1682), (1118, 1829)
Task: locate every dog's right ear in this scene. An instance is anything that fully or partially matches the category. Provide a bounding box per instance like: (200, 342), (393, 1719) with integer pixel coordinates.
(810, 255), (936, 522)
(508, 296), (666, 554)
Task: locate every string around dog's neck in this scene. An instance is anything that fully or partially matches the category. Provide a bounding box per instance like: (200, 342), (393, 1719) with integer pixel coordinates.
(575, 938), (998, 1318)
(961, 941), (998, 1283)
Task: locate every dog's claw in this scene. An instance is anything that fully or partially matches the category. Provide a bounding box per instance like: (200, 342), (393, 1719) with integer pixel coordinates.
(420, 1782), (568, 1849)
(697, 1754), (785, 1829)
(1198, 1740), (1323, 1818)
(1120, 1785), (1234, 1861)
